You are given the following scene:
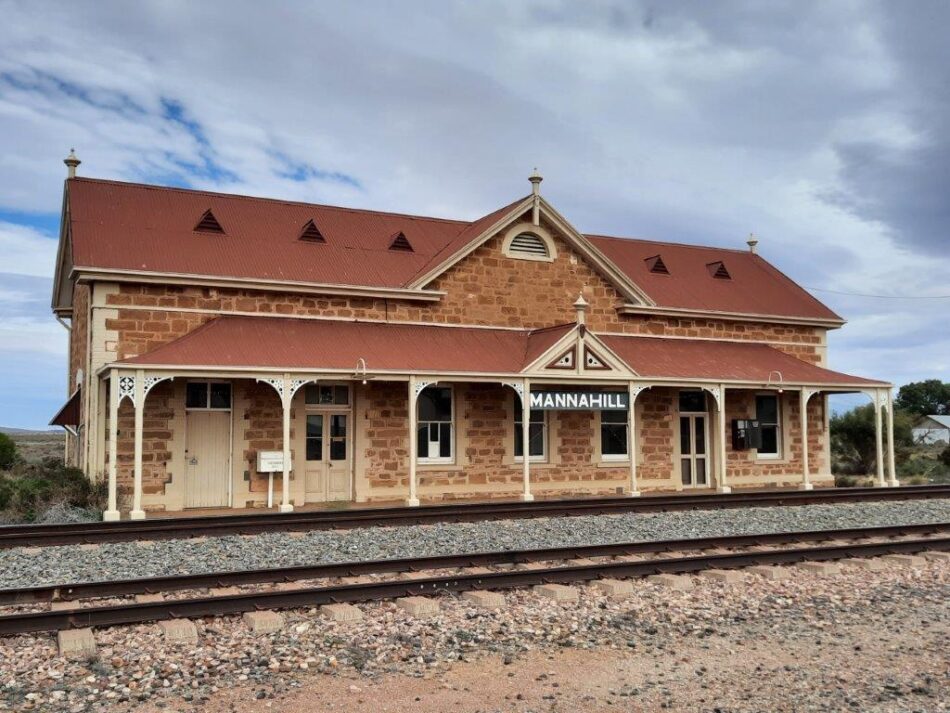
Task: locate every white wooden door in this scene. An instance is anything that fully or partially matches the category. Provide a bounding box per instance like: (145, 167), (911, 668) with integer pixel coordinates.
(304, 412), (351, 502)
(184, 411), (231, 507)
(326, 413), (350, 501)
(679, 414), (709, 488)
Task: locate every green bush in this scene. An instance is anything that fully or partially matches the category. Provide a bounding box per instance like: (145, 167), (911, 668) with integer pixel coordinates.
(0, 460), (106, 522)
(941, 445), (950, 468)
(0, 433), (16, 470)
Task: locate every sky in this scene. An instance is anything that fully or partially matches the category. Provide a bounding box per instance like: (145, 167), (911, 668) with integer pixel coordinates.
(1, 0), (948, 428)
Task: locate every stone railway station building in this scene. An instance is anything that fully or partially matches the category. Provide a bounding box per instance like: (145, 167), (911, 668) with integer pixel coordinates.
(49, 155), (899, 520)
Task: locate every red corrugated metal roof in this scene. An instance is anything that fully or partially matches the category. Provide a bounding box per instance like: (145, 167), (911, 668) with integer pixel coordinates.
(68, 178), (470, 288)
(600, 334), (884, 385)
(588, 235), (842, 322)
(49, 388), (81, 427)
(117, 317), (545, 373)
(117, 316), (883, 386)
(67, 178), (840, 321)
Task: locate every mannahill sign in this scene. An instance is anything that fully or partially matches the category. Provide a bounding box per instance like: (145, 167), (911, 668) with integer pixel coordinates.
(529, 391), (628, 411)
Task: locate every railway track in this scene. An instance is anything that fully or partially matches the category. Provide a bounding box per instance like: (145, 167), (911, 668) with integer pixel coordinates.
(1, 484), (948, 549)
(2, 522), (946, 635)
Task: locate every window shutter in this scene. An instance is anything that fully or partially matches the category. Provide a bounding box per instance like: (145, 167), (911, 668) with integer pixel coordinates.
(509, 233), (549, 258)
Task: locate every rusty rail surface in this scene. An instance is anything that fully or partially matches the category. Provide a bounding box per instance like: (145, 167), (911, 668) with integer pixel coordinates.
(1, 484), (948, 549)
(0, 523), (946, 635)
(1, 522), (945, 605)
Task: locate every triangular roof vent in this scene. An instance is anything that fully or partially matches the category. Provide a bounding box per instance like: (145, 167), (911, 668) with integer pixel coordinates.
(299, 219), (326, 243)
(389, 231), (413, 252)
(194, 209), (224, 234)
(645, 255), (669, 274)
(707, 261), (731, 279)
(195, 208), (224, 235)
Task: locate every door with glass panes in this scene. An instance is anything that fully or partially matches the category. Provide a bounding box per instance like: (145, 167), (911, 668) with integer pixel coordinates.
(303, 385), (351, 502)
(678, 391), (709, 488)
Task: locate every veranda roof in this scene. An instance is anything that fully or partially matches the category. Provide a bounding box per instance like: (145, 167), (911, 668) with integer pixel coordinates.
(115, 316), (886, 388)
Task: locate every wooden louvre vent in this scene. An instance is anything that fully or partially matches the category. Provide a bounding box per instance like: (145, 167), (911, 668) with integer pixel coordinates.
(645, 255), (669, 274)
(389, 231), (413, 251)
(299, 219), (326, 243)
(194, 209), (224, 234)
(707, 261), (731, 279)
(509, 232), (549, 257)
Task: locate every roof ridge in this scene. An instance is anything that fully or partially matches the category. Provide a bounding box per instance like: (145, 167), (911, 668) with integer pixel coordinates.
(69, 177), (470, 226)
(586, 233), (750, 254)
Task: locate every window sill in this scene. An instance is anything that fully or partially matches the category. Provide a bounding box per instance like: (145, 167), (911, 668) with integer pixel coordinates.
(597, 459), (631, 468)
(417, 462), (463, 472)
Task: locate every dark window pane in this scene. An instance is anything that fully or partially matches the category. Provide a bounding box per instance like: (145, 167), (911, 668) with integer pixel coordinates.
(417, 424), (428, 458)
(694, 417), (706, 455)
(514, 427), (524, 457)
(186, 382), (208, 408)
(679, 391), (706, 413)
(419, 388), (452, 421)
(601, 424), (628, 456)
(319, 386), (334, 404)
(528, 423), (545, 456)
(306, 438), (322, 461)
(304, 385), (318, 405)
(681, 458), (692, 485)
(209, 383), (231, 409)
(695, 458), (707, 485)
(680, 416), (690, 453)
(334, 385), (349, 405)
(760, 426), (778, 454)
(330, 440), (346, 461)
(514, 407), (544, 425)
(756, 395), (778, 424)
(602, 409), (627, 424)
(330, 415), (347, 438)
(438, 424), (452, 458)
(306, 415), (323, 438)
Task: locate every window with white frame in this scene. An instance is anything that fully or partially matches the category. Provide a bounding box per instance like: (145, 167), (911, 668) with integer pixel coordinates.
(304, 384), (350, 406)
(186, 381), (231, 410)
(514, 406), (547, 461)
(417, 387), (454, 462)
(755, 394), (782, 458)
(600, 410), (629, 461)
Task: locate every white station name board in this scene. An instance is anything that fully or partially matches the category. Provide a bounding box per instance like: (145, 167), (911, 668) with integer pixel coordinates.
(529, 391), (628, 411)
(256, 450), (286, 473)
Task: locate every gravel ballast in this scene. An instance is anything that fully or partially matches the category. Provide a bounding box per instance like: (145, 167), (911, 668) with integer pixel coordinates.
(0, 499), (947, 589)
(0, 556), (946, 712)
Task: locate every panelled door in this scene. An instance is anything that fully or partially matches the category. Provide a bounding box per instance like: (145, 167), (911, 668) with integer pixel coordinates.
(304, 412), (351, 502)
(678, 391), (710, 489)
(184, 411), (231, 508)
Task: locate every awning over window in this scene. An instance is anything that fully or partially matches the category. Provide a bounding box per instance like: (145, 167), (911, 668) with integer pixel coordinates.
(50, 388), (81, 430)
(113, 315), (888, 389)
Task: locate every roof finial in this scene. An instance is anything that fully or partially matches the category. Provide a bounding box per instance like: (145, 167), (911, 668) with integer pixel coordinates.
(573, 292), (588, 326)
(529, 167), (543, 196)
(64, 148), (81, 178)
(747, 232), (758, 254)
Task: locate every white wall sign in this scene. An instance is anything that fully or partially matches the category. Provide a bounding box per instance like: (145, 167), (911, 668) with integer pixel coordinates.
(530, 391), (628, 411)
(257, 450), (286, 472)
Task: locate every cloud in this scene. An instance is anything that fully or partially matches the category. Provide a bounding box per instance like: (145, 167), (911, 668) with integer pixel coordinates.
(0, 0), (949, 426)
(0, 221), (58, 277)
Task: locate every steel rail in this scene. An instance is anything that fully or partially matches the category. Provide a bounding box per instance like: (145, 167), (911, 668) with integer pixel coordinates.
(1, 534), (946, 635)
(2, 522), (946, 605)
(1, 484), (948, 549)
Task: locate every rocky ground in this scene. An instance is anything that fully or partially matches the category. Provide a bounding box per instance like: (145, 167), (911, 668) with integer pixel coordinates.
(0, 556), (946, 712)
(1, 499), (948, 588)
